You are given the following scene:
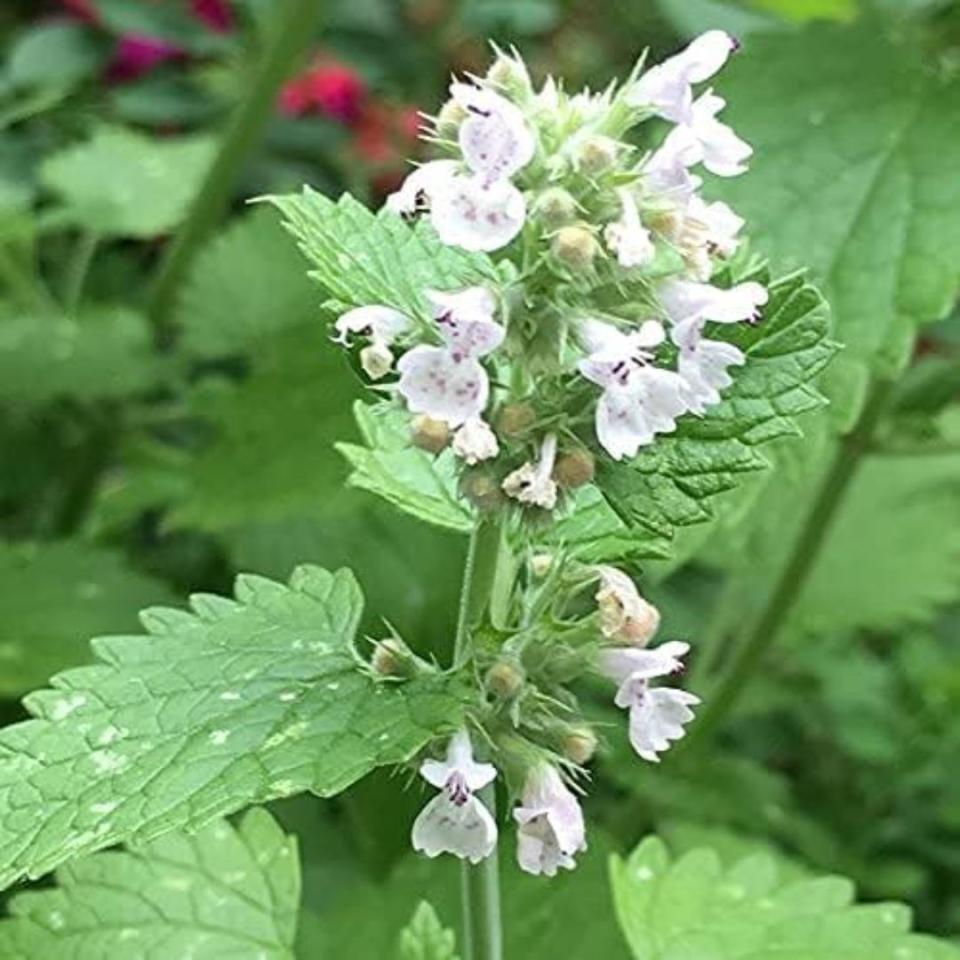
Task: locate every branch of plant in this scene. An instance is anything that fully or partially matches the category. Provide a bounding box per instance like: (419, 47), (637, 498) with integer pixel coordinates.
(686, 376), (897, 748)
(147, 0), (324, 339)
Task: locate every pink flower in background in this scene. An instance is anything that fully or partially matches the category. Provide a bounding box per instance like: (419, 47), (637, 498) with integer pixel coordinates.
(191, 0), (234, 32)
(280, 59), (368, 123)
(108, 34), (183, 83)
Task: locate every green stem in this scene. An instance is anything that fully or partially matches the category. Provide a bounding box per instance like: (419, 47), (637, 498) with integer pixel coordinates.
(63, 231), (99, 313)
(453, 512), (507, 960)
(688, 376), (895, 747)
(146, 0), (323, 338)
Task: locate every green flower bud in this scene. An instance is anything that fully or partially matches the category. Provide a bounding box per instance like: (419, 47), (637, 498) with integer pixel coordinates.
(486, 52), (533, 102)
(533, 187), (578, 228)
(562, 727), (598, 765)
(575, 135), (619, 175)
(461, 470), (505, 511)
(485, 659), (525, 699)
(411, 414), (451, 454)
(496, 402), (536, 438)
(552, 224), (601, 271)
(435, 99), (468, 140)
(371, 638), (412, 677)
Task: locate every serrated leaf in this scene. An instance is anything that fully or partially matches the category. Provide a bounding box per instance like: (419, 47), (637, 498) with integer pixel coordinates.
(610, 836), (960, 959)
(0, 808), (299, 959)
(399, 902), (460, 960)
(0, 565), (462, 890)
(265, 188), (499, 319)
(169, 324), (358, 532)
(336, 401), (474, 534)
(0, 541), (175, 698)
(41, 127), (214, 238)
(715, 22), (960, 376)
(178, 208), (321, 358)
(0, 307), (165, 406)
(597, 271), (835, 556)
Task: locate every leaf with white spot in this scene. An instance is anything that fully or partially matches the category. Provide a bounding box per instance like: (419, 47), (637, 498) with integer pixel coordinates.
(0, 565), (463, 890)
(611, 836), (960, 959)
(0, 808), (299, 959)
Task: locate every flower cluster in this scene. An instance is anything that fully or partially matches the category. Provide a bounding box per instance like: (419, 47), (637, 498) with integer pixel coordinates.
(403, 562), (697, 876)
(334, 31), (767, 516)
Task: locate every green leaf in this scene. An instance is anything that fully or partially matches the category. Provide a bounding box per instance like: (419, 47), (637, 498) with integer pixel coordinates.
(0, 307), (166, 406)
(399, 902), (460, 960)
(0, 808), (299, 959)
(0, 565), (462, 889)
(610, 836), (960, 959)
(715, 22), (960, 376)
(178, 208), (322, 358)
(597, 270), (835, 556)
(793, 450), (960, 633)
(265, 188), (499, 320)
(0, 541), (175, 698)
(337, 402), (474, 534)
(7, 23), (106, 92)
(41, 127), (214, 238)
(168, 324), (358, 532)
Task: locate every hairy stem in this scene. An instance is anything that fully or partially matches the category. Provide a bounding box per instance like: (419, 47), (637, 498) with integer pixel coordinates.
(147, 0), (323, 338)
(454, 513), (507, 960)
(689, 376), (895, 746)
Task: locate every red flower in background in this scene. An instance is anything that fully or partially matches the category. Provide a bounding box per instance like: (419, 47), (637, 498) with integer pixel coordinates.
(191, 0), (233, 32)
(279, 59), (368, 124)
(108, 34), (183, 82)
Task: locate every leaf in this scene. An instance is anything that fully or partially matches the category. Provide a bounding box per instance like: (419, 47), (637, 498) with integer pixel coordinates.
(6, 23), (106, 92)
(399, 902), (460, 960)
(0, 307), (166, 406)
(715, 22), (960, 376)
(597, 270), (835, 556)
(41, 127), (214, 238)
(793, 450), (960, 633)
(0, 541), (175, 698)
(178, 208), (322, 358)
(336, 402), (474, 534)
(0, 565), (463, 889)
(610, 836), (960, 960)
(264, 188), (499, 319)
(0, 808), (299, 959)
(168, 324), (359, 532)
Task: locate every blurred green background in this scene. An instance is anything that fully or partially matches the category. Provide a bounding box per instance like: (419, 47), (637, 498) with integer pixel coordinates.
(1, 0), (960, 952)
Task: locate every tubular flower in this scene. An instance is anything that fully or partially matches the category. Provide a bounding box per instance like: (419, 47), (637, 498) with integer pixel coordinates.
(514, 764), (587, 876)
(412, 730), (498, 863)
(595, 566), (661, 645)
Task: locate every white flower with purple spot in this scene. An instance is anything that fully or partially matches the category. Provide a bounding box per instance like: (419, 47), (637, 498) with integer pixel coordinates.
(685, 89), (752, 177)
(604, 188), (655, 268)
(411, 729), (498, 864)
(514, 763), (587, 876)
(658, 278), (768, 326)
(396, 286), (504, 427)
(672, 317), (745, 414)
(502, 433), (558, 509)
(334, 304), (411, 380)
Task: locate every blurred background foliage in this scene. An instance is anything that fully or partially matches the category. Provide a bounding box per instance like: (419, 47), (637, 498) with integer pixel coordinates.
(1, 0), (960, 952)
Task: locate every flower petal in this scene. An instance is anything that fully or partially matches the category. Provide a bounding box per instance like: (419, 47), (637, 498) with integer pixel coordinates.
(628, 687), (701, 762)
(412, 792), (498, 863)
(430, 173), (526, 252)
(397, 346), (489, 427)
(452, 82), (535, 184)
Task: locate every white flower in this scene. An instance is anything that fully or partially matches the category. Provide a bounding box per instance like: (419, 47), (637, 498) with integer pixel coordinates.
(598, 640), (691, 686)
(453, 417), (500, 464)
(386, 160), (459, 217)
(412, 729), (498, 864)
(502, 433), (558, 509)
(627, 30), (738, 123)
(642, 127), (702, 202)
(334, 304), (411, 380)
(604, 188), (655, 268)
(451, 82), (536, 186)
(659, 278), (767, 325)
(396, 286), (504, 426)
(599, 641), (699, 762)
(594, 566), (661, 645)
(514, 763), (587, 876)
(431, 172), (527, 252)
(577, 321), (689, 460)
(672, 317), (745, 414)
(686, 90), (752, 177)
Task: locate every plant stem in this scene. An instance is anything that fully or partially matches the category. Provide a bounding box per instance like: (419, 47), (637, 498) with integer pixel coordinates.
(146, 0), (323, 339)
(63, 231), (99, 313)
(688, 376), (895, 747)
(453, 512), (507, 960)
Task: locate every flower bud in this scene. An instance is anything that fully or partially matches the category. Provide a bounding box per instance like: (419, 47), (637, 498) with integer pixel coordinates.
(554, 448), (595, 489)
(552, 224), (600, 271)
(530, 552), (553, 578)
(575, 135), (619, 175)
(360, 342), (394, 380)
(596, 566), (661, 646)
(562, 727), (598, 765)
(371, 637), (413, 677)
(486, 52), (533, 102)
(435, 98), (468, 139)
(411, 414), (451, 454)
(485, 659), (525, 699)
(496, 402), (536, 438)
(461, 470), (505, 511)
(452, 418), (499, 465)
(533, 187), (578, 228)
